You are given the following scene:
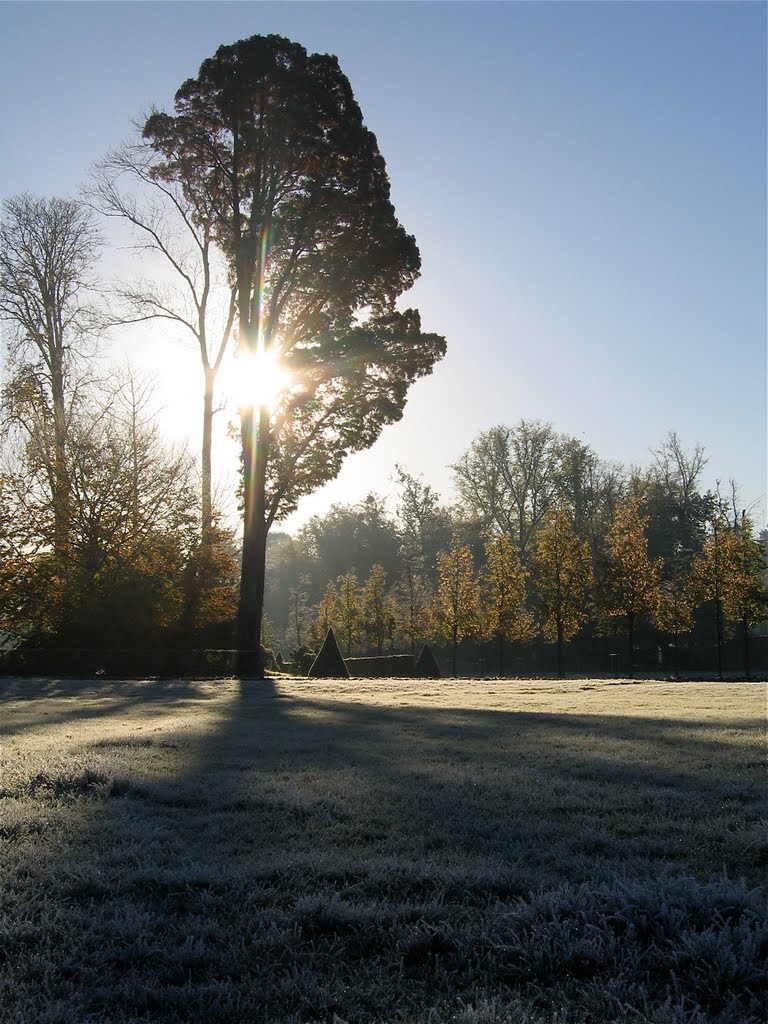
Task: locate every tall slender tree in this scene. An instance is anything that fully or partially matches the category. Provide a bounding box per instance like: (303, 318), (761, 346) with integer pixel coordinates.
(480, 532), (535, 675)
(533, 508), (593, 677)
(652, 547), (694, 679)
(361, 564), (396, 654)
(395, 553), (432, 656)
(87, 142), (236, 539)
(599, 498), (661, 678)
(142, 34), (445, 675)
(335, 570), (361, 657)
(433, 537), (480, 676)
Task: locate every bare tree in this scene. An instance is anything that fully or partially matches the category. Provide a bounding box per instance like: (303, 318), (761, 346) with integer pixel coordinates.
(0, 194), (102, 559)
(86, 140), (236, 538)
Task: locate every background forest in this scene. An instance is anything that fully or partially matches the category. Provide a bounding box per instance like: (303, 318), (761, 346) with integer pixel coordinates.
(1, 198), (765, 690)
(0, 24), (765, 680)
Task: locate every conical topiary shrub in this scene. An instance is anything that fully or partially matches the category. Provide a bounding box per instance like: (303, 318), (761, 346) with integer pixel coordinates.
(307, 627), (349, 678)
(415, 643), (441, 678)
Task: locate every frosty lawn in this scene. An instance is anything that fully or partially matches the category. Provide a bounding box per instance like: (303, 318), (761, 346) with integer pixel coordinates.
(1, 677), (765, 1023)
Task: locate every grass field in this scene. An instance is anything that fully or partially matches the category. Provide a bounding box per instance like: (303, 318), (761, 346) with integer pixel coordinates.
(0, 676), (765, 1023)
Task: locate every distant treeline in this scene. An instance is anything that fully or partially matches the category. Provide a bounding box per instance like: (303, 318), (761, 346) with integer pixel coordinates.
(263, 424), (767, 677)
(2, 401), (766, 678)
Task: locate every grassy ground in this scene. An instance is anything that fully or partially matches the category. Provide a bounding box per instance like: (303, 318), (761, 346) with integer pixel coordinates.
(0, 676), (765, 1023)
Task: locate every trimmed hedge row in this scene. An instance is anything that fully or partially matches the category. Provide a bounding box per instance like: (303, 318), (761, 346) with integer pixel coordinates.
(345, 654), (416, 678)
(0, 648), (241, 679)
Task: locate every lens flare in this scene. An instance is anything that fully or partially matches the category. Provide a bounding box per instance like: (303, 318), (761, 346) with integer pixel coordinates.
(232, 348), (290, 413)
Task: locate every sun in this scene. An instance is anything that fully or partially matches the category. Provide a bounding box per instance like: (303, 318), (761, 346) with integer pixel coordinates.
(228, 347), (291, 414)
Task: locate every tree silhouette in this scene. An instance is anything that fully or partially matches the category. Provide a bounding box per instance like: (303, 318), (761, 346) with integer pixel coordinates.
(143, 34), (445, 675)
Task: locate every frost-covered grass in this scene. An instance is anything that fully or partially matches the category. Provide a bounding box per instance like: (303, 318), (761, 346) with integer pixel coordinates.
(0, 676), (765, 1023)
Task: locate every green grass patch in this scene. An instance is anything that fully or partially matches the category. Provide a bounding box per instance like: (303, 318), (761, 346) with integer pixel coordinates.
(0, 677), (765, 1023)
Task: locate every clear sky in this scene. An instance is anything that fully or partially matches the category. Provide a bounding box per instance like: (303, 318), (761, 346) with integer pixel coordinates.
(1, 0), (766, 530)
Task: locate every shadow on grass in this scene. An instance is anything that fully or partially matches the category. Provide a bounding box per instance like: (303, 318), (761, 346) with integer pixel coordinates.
(1, 676), (766, 1024)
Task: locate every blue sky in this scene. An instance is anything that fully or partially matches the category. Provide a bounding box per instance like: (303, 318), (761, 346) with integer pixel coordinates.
(1, 0), (766, 529)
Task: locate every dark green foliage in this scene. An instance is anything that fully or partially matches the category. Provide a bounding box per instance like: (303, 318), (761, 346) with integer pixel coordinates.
(260, 646), (277, 672)
(307, 627), (348, 678)
(0, 648), (239, 678)
(346, 654), (415, 677)
(292, 645), (317, 675)
(142, 34), (445, 672)
(416, 643), (441, 678)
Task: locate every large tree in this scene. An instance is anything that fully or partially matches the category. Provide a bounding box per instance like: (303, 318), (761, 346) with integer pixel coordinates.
(143, 35), (445, 674)
(0, 194), (101, 561)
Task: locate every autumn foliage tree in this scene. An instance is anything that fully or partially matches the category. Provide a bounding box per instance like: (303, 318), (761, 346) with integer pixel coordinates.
(308, 579), (338, 653)
(335, 571), (361, 657)
(361, 564), (397, 654)
(652, 545), (694, 678)
(480, 532), (535, 675)
(143, 34), (445, 675)
(395, 554), (432, 656)
(724, 516), (768, 677)
(533, 507), (593, 677)
(599, 498), (661, 677)
(433, 537), (480, 676)
(690, 511), (766, 678)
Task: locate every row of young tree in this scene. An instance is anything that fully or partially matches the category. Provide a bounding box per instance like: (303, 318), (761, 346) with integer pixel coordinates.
(264, 431), (767, 678)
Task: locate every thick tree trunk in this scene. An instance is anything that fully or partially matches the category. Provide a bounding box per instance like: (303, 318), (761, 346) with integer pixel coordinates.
(497, 632), (504, 676)
(201, 366), (215, 539)
(556, 619), (564, 678)
(237, 402), (271, 677)
(451, 626), (458, 677)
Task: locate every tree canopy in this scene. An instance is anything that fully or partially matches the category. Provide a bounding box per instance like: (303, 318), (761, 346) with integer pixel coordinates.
(142, 34), (445, 671)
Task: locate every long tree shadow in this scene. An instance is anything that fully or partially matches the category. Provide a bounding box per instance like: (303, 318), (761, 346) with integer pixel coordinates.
(1, 676), (765, 1023)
